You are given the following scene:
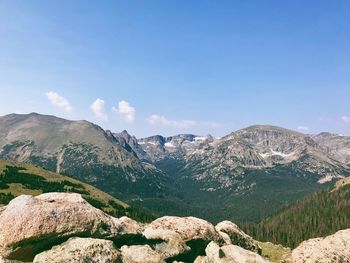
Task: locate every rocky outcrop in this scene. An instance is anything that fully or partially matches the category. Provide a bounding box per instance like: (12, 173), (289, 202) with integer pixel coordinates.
(143, 227), (189, 259)
(0, 193), (267, 262)
(144, 216), (222, 262)
(215, 220), (262, 254)
(291, 229), (350, 263)
(120, 245), (164, 263)
(194, 241), (270, 263)
(2, 192), (349, 263)
(146, 216), (221, 243)
(0, 193), (142, 261)
(33, 237), (121, 263)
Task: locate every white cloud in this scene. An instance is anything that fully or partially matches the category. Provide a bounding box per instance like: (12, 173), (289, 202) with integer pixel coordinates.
(91, 98), (107, 121)
(297, 126), (309, 131)
(112, 100), (135, 123)
(45, 91), (73, 113)
(341, 116), (350, 123)
(147, 114), (197, 129)
(146, 114), (221, 129)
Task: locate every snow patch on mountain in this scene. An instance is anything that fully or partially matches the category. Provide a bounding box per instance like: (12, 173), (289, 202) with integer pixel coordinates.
(164, 142), (176, 148)
(259, 149), (295, 159)
(318, 175), (344, 184)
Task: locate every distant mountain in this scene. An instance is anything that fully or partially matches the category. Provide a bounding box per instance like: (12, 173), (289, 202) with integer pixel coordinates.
(1, 113), (349, 224)
(242, 177), (350, 248)
(0, 159), (155, 222)
(180, 125), (349, 187)
(134, 125), (350, 222)
(113, 130), (148, 161)
(313, 132), (350, 165)
(0, 113), (172, 200)
(135, 133), (215, 162)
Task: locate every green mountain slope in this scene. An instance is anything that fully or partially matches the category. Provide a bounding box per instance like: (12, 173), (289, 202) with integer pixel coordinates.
(0, 113), (171, 200)
(140, 160), (329, 223)
(0, 159), (155, 222)
(242, 177), (350, 248)
(135, 125), (350, 223)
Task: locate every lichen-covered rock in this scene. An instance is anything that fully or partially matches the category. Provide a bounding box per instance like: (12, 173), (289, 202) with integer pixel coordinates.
(291, 229), (350, 263)
(120, 245), (164, 263)
(33, 237), (121, 263)
(146, 216), (221, 243)
(113, 216), (144, 235)
(144, 216), (222, 262)
(143, 227), (189, 259)
(215, 220), (262, 254)
(194, 241), (270, 263)
(0, 193), (142, 261)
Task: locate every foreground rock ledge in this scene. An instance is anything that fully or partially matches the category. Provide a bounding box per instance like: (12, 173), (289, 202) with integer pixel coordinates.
(33, 237), (121, 263)
(290, 229), (350, 263)
(0, 193), (349, 263)
(0, 193), (141, 261)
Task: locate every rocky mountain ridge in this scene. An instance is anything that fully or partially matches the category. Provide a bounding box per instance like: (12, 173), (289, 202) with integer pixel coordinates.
(135, 133), (216, 162)
(1, 113), (350, 223)
(136, 125), (350, 183)
(125, 125), (350, 222)
(0, 113), (171, 200)
(0, 192), (349, 263)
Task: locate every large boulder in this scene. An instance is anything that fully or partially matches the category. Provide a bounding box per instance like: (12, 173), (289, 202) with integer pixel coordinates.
(0, 193), (142, 261)
(143, 228), (189, 259)
(144, 216), (222, 262)
(215, 220), (262, 254)
(194, 241), (270, 263)
(291, 229), (350, 263)
(120, 245), (164, 263)
(33, 237), (121, 263)
(146, 216), (221, 242)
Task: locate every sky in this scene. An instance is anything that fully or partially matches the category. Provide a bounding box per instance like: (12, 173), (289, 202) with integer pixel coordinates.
(0, 1), (349, 137)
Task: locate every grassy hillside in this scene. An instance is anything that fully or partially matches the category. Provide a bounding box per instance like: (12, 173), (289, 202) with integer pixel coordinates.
(242, 177), (350, 248)
(0, 159), (155, 222)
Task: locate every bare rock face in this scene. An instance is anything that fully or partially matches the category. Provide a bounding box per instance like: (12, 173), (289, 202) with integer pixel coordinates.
(120, 245), (165, 263)
(194, 241), (270, 263)
(33, 237), (121, 263)
(146, 216), (221, 242)
(143, 228), (189, 259)
(0, 193), (142, 261)
(144, 216), (222, 262)
(113, 216), (144, 236)
(215, 220), (262, 254)
(291, 229), (350, 263)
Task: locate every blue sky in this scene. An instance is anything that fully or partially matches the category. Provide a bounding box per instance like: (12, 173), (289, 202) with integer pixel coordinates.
(0, 1), (349, 137)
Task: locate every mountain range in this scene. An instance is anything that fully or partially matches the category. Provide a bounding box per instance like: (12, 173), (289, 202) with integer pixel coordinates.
(1, 112), (349, 222)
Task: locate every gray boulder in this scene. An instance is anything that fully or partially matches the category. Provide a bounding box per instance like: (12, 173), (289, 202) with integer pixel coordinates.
(291, 229), (350, 263)
(194, 241), (270, 263)
(33, 237), (121, 263)
(215, 220), (262, 254)
(120, 245), (164, 263)
(0, 193), (142, 261)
